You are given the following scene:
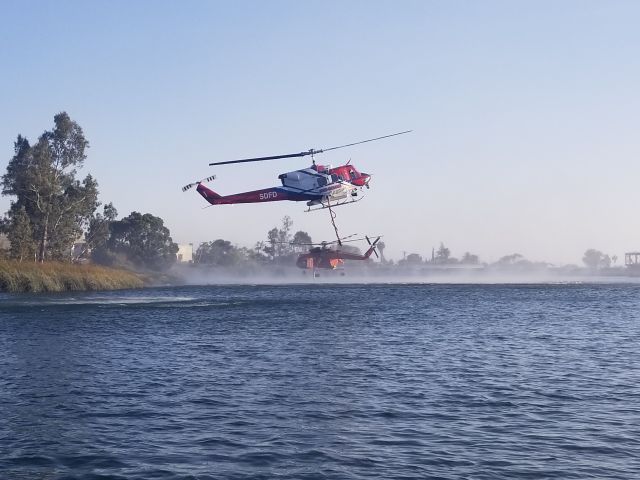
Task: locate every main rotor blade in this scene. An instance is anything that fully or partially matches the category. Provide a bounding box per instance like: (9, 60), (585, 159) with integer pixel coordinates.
(340, 238), (366, 243)
(288, 241), (338, 246)
(209, 151), (315, 166)
(292, 239), (359, 246)
(339, 233), (358, 241)
(208, 130), (411, 166)
(321, 130), (412, 153)
(333, 235), (383, 245)
(289, 235), (382, 247)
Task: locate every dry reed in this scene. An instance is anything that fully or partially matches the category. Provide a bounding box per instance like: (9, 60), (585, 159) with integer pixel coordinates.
(0, 261), (144, 293)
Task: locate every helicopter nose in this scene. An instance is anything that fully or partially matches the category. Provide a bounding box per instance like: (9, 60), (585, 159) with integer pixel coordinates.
(361, 173), (371, 187)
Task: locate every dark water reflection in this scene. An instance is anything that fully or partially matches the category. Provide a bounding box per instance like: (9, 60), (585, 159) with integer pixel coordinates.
(1, 284), (640, 479)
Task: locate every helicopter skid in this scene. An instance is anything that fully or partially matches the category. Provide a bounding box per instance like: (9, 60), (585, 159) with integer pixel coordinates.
(305, 195), (364, 212)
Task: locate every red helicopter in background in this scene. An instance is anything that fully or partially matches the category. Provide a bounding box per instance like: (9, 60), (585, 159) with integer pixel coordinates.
(182, 131), (411, 211)
(293, 235), (382, 276)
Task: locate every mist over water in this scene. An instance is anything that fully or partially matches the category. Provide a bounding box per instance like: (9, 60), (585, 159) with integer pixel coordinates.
(2, 283), (640, 479)
(169, 264), (640, 287)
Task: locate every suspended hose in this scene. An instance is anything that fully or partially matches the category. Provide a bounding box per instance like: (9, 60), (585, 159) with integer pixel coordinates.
(327, 199), (342, 245)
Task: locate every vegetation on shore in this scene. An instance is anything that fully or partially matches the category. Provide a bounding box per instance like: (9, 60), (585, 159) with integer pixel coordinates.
(0, 112), (180, 293)
(0, 260), (143, 293)
(0, 113), (630, 291)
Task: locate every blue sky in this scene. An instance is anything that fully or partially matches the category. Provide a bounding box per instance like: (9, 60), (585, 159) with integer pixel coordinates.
(1, 1), (639, 264)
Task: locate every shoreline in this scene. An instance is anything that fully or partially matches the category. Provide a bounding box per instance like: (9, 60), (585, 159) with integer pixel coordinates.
(2, 261), (639, 294)
(0, 261), (144, 293)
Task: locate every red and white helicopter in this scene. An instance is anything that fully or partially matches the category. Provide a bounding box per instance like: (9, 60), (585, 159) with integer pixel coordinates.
(183, 131), (410, 211)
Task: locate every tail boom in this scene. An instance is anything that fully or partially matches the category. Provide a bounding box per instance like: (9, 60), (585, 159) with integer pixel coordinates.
(196, 184), (318, 206)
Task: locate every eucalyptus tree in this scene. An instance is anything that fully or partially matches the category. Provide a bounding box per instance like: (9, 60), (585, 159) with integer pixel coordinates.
(102, 212), (178, 271)
(435, 242), (451, 264)
(74, 203), (118, 261)
(195, 239), (246, 267)
(1, 113), (99, 261)
(291, 230), (312, 253)
(7, 206), (36, 262)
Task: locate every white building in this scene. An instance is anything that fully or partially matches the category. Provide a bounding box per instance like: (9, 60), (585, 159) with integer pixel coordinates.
(177, 243), (194, 263)
(0, 234), (9, 252)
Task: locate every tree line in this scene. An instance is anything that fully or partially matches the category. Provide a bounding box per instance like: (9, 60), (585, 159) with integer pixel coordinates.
(392, 243), (619, 271)
(194, 216), (315, 267)
(0, 113), (358, 273)
(1, 114), (622, 273)
(1, 113), (178, 271)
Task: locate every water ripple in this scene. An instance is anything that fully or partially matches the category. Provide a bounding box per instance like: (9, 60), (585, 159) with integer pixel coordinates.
(1, 283), (640, 479)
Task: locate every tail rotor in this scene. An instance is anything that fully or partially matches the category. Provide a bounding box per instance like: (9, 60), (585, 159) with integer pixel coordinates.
(365, 235), (381, 259)
(182, 175), (216, 192)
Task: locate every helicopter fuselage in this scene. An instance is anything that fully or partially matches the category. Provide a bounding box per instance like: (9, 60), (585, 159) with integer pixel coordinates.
(296, 241), (378, 270)
(186, 130), (410, 209)
(195, 163), (370, 209)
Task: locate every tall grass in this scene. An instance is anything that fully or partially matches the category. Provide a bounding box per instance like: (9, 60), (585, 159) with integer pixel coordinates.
(0, 261), (144, 293)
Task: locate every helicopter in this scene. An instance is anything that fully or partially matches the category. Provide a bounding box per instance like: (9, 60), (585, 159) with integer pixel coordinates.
(182, 131), (411, 211)
(293, 235), (382, 275)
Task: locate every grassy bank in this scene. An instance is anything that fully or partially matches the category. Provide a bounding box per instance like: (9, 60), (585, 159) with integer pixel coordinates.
(0, 261), (144, 293)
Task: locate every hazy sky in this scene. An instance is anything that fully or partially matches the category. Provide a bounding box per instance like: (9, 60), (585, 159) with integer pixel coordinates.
(1, 0), (639, 264)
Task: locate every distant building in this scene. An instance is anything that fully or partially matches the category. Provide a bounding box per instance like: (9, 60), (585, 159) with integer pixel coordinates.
(0, 234), (9, 252)
(177, 243), (193, 263)
(625, 252), (640, 270)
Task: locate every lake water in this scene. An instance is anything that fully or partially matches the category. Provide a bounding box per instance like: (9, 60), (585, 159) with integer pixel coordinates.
(1, 283), (640, 479)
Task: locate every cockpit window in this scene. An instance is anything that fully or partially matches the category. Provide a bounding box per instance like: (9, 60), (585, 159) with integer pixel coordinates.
(317, 177), (327, 187)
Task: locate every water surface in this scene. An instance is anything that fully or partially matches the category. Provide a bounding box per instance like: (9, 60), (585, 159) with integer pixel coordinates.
(1, 283), (639, 479)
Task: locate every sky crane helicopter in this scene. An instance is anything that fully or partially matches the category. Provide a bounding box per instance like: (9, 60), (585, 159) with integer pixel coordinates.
(291, 235), (382, 275)
(182, 130), (411, 211)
